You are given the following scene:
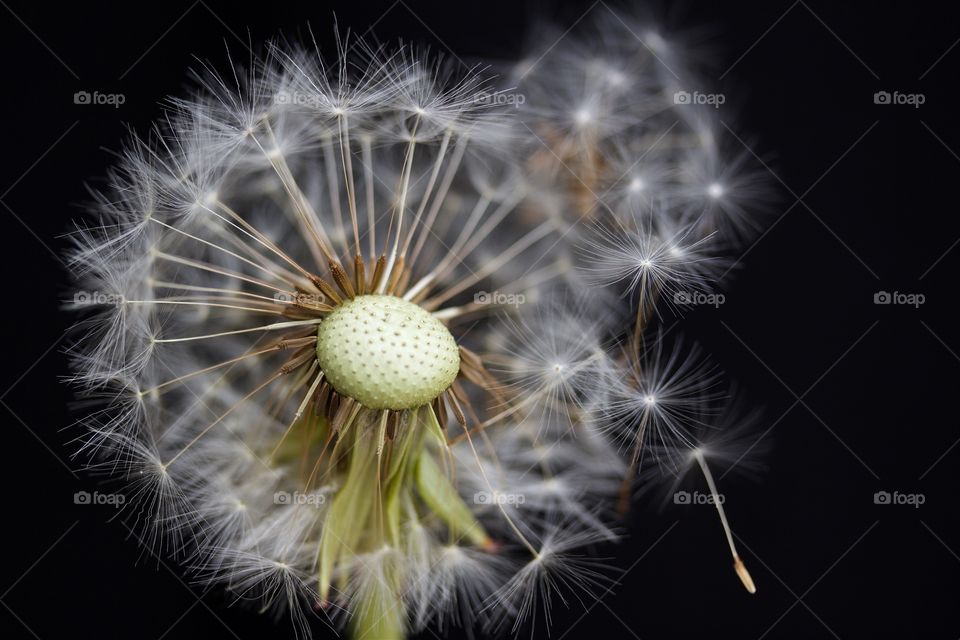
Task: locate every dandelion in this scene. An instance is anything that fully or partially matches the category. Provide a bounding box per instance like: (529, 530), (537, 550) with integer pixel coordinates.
(67, 10), (770, 639)
(602, 337), (724, 472)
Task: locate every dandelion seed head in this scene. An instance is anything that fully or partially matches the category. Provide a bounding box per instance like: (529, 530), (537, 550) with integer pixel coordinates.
(65, 10), (771, 637)
(315, 295), (459, 409)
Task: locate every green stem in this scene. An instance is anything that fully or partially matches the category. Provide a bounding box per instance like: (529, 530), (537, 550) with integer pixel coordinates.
(349, 583), (405, 640)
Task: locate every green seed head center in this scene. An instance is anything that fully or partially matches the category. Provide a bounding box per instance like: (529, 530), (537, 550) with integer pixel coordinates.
(315, 294), (460, 410)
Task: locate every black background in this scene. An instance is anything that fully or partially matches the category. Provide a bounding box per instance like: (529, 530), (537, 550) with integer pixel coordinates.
(1, 1), (958, 638)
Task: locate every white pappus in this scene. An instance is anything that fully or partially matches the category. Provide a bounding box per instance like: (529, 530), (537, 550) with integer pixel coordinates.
(66, 11), (771, 639)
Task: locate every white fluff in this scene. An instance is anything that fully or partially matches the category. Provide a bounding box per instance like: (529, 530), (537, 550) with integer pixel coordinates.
(67, 11), (770, 638)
